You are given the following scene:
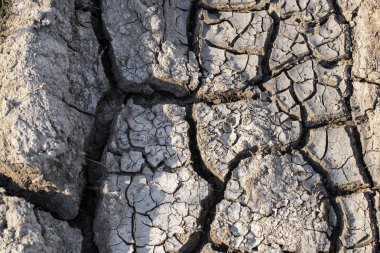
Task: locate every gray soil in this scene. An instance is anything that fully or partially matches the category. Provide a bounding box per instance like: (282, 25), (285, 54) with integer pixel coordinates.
(0, 0), (379, 252)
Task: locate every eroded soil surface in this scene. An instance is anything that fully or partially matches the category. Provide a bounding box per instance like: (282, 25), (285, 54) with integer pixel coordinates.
(0, 0), (379, 252)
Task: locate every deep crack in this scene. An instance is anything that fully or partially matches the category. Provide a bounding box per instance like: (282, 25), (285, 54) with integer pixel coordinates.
(1, 0), (379, 252)
(70, 0), (125, 252)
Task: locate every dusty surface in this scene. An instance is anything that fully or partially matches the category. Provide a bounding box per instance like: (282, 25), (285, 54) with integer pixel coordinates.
(193, 100), (301, 181)
(102, 0), (199, 96)
(94, 100), (211, 252)
(0, 188), (82, 252)
(210, 153), (332, 252)
(0, 0), (108, 219)
(0, 0), (379, 252)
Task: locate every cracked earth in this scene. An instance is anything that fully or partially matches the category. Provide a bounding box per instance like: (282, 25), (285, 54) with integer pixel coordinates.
(0, 0), (379, 252)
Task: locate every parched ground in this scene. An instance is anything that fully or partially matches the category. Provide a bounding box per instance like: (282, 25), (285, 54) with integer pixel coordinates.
(0, 0), (379, 252)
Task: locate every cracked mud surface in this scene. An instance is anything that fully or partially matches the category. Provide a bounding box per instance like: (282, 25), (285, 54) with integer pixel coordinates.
(0, 188), (82, 253)
(0, 0), (379, 252)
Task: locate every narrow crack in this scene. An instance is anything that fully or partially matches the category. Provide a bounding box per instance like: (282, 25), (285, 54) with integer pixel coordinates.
(366, 191), (380, 251)
(346, 120), (380, 251)
(7, 1), (375, 252)
(259, 7), (280, 83)
(299, 150), (344, 252)
(182, 2), (236, 250)
(346, 127), (373, 188)
(184, 104), (223, 252)
(187, 0), (205, 98)
(289, 2), (380, 250)
(333, 0), (380, 248)
(0, 3), (122, 251)
(62, 98), (95, 118)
